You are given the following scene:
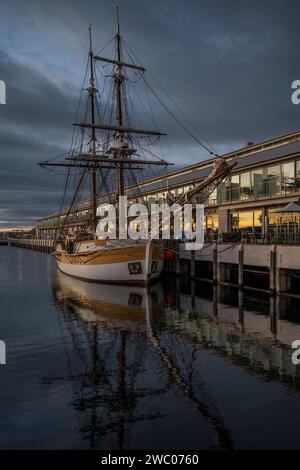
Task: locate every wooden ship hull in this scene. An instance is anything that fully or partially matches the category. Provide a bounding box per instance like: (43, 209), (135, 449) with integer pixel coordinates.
(54, 239), (164, 285)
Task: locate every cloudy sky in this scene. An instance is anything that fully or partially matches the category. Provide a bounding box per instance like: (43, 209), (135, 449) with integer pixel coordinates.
(0, 0), (300, 226)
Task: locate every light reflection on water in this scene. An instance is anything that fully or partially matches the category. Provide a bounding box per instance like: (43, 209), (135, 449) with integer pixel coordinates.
(1, 246), (300, 449)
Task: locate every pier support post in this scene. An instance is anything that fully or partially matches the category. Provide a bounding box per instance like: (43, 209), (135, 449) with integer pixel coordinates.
(276, 268), (280, 293)
(213, 285), (218, 318)
(218, 262), (231, 284)
(270, 295), (278, 340)
(217, 262), (223, 283)
(269, 245), (277, 295)
(212, 242), (218, 285)
(175, 276), (181, 306)
(276, 268), (291, 294)
(191, 279), (195, 309)
(175, 240), (180, 275)
(190, 250), (195, 278)
(166, 241), (173, 273)
(238, 243), (244, 289)
(238, 289), (244, 329)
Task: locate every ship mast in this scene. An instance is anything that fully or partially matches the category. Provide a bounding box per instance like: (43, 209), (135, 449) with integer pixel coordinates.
(88, 26), (98, 232)
(115, 7), (124, 199)
(38, 8), (173, 237)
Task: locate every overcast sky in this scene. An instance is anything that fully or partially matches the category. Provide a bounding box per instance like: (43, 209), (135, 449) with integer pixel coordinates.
(1, 0), (300, 226)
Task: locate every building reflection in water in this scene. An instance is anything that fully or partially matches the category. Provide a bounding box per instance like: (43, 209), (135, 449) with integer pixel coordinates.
(51, 271), (300, 449)
(173, 277), (300, 388)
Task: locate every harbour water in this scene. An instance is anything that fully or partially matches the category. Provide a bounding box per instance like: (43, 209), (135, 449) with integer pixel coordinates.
(1, 246), (300, 449)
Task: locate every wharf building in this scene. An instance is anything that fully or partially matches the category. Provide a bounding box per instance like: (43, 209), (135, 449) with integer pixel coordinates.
(36, 129), (300, 243)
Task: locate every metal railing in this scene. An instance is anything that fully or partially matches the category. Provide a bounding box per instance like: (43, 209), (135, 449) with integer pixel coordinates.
(208, 177), (300, 206)
(240, 226), (300, 245)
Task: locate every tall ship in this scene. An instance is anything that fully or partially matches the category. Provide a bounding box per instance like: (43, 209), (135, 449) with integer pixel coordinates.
(39, 9), (233, 285)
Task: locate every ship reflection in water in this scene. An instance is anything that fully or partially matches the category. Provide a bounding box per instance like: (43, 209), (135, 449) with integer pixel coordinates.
(2, 248), (300, 449)
(52, 271), (300, 450)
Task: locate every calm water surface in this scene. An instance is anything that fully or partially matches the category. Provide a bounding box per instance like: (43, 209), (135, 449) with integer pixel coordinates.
(1, 246), (300, 449)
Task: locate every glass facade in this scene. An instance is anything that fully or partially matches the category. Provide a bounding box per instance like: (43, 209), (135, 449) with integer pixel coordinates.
(144, 158), (300, 208)
(206, 158), (300, 205)
(251, 168), (263, 197)
(268, 207), (300, 224)
(254, 210), (262, 228)
(240, 172), (251, 200)
(266, 165), (281, 196)
(217, 179), (229, 204)
(281, 161), (295, 194)
(205, 214), (218, 232)
(230, 174), (240, 201)
(296, 161), (300, 190)
(267, 207), (300, 243)
(208, 188), (217, 205)
(238, 211), (254, 231)
(231, 210), (262, 233)
(38, 155), (300, 237)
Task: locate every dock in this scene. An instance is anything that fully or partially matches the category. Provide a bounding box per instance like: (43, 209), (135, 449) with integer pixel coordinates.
(164, 240), (300, 296)
(5, 237), (300, 296)
(7, 238), (53, 253)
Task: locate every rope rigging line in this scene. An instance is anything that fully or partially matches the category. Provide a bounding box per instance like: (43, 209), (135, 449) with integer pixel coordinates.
(142, 76), (217, 156)
(121, 38), (219, 157)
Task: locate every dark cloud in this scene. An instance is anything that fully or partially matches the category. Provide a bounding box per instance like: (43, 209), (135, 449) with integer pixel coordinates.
(1, 0), (300, 226)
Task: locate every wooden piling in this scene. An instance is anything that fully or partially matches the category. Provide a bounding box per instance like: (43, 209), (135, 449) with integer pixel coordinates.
(269, 245), (276, 295)
(238, 243), (244, 289)
(175, 240), (180, 275)
(212, 242), (218, 285)
(190, 250), (195, 278)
